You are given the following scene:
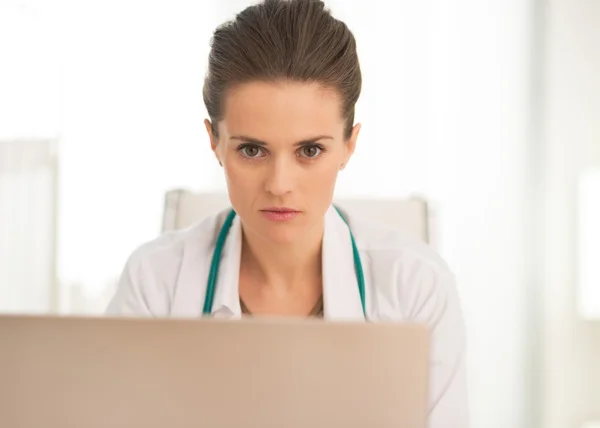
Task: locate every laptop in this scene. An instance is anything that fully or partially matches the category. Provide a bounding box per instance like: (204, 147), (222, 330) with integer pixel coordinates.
(0, 315), (430, 428)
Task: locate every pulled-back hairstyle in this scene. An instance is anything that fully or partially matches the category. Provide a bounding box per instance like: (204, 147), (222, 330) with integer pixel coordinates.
(203, 0), (362, 139)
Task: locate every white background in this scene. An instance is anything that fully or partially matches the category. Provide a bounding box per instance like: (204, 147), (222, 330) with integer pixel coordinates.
(1, 0), (599, 427)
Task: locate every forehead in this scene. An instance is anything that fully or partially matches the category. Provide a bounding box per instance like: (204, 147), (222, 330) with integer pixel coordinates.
(220, 81), (345, 141)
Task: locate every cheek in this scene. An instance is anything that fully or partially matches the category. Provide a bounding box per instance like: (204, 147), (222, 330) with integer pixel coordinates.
(303, 162), (340, 203)
(222, 162), (254, 213)
(224, 162), (254, 195)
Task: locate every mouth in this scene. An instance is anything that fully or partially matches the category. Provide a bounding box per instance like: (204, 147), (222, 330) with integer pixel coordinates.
(259, 207), (301, 222)
(261, 207), (300, 213)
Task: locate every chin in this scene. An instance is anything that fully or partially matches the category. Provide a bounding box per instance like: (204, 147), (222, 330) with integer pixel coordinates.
(260, 226), (302, 245)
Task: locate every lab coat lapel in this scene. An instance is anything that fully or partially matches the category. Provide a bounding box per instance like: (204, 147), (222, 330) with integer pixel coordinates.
(322, 206), (366, 321)
(210, 212), (243, 318)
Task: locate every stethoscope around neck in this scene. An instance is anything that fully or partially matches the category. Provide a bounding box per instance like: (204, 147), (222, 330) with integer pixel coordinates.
(202, 206), (367, 318)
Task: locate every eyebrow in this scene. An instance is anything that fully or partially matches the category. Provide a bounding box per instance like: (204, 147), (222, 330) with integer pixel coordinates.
(230, 135), (334, 146)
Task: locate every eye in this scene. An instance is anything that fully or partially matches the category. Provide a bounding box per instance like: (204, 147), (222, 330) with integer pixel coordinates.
(298, 144), (324, 159)
(239, 144), (265, 159)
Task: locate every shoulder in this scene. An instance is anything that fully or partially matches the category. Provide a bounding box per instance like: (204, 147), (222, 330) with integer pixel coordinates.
(345, 207), (450, 274)
(106, 209), (229, 316)
(344, 209), (460, 323)
(127, 209), (228, 269)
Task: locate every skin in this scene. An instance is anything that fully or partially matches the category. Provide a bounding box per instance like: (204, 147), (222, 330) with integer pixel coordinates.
(204, 80), (360, 316)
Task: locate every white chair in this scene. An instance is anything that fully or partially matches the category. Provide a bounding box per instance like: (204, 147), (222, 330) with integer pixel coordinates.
(162, 189), (431, 243)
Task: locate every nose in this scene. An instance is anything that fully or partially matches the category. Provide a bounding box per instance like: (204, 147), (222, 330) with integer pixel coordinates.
(264, 156), (294, 196)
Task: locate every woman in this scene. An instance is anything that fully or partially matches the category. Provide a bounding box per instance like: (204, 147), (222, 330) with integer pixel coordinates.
(107, 0), (468, 426)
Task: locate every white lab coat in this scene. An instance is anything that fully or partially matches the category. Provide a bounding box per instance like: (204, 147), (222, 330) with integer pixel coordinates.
(107, 205), (469, 427)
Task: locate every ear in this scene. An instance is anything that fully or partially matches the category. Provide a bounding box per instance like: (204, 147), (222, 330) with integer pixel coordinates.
(204, 119), (222, 166)
(341, 123), (361, 170)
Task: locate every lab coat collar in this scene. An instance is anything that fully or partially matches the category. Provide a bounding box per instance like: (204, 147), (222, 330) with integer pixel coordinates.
(211, 206), (365, 321)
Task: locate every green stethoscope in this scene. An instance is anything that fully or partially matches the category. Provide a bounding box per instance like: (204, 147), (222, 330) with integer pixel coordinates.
(202, 207), (367, 317)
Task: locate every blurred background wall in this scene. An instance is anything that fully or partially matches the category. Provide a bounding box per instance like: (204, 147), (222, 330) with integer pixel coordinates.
(541, 1), (600, 427)
(0, 0), (599, 427)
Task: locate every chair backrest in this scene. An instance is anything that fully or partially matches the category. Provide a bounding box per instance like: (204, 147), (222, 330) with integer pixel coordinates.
(162, 189), (430, 243)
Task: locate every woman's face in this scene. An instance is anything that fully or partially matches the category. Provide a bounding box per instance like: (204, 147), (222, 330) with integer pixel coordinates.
(205, 81), (360, 245)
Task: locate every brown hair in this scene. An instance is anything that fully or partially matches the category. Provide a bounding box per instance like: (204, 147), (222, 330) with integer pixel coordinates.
(203, 0), (362, 139)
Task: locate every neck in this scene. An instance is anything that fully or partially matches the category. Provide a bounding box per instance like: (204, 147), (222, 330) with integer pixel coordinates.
(240, 222), (324, 294)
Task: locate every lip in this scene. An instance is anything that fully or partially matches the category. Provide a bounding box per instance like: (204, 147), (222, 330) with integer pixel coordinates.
(261, 207), (299, 213)
(260, 207), (301, 222)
